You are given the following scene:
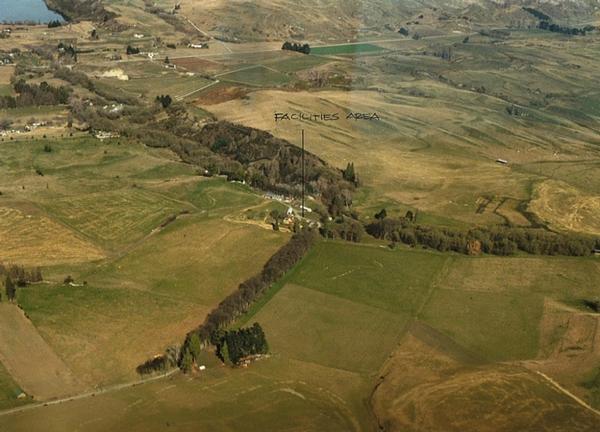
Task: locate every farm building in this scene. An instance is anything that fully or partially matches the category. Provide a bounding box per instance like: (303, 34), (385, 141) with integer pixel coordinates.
(496, 158), (508, 165)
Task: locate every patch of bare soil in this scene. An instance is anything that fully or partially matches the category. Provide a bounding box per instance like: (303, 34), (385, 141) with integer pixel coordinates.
(195, 84), (249, 105)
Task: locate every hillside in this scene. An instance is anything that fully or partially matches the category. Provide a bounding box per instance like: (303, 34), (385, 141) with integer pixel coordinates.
(101, 0), (600, 42)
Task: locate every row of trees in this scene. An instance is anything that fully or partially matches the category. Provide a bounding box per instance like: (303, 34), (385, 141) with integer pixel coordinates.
(0, 264), (43, 287)
(538, 21), (595, 36)
(366, 215), (599, 257)
(0, 80), (71, 109)
(215, 323), (268, 365)
(139, 230), (318, 375)
(321, 217), (365, 243)
(175, 229), (318, 372)
(281, 42), (311, 54)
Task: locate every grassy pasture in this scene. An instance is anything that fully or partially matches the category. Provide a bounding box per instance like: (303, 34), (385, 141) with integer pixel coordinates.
(0, 304), (84, 400)
(16, 217), (286, 386)
(219, 65), (290, 87)
(310, 43), (385, 56)
(253, 283), (408, 373)
(421, 288), (543, 361)
(270, 54), (332, 73)
(43, 187), (190, 248)
(291, 241), (447, 315)
(0, 361), (28, 411)
(0, 85), (11, 97)
(0, 357), (365, 432)
(97, 74), (212, 99)
(0, 206), (105, 266)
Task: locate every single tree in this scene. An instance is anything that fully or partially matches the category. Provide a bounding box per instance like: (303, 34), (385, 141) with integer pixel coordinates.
(5, 276), (15, 301)
(188, 333), (202, 361)
(181, 348), (193, 373)
(375, 208), (387, 220)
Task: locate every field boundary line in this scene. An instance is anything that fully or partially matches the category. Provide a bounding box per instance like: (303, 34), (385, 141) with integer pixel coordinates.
(0, 369), (179, 418)
(214, 64), (262, 78)
(175, 80), (220, 101)
(535, 371), (600, 418)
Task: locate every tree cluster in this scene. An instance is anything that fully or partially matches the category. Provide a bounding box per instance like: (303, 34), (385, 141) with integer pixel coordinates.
(0, 263), (43, 287)
(48, 20), (62, 28)
(155, 121), (356, 217)
(0, 80), (71, 109)
(320, 217), (365, 242)
(282, 42), (311, 54)
(57, 42), (77, 61)
(583, 299), (600, 313)
(126, 45), (140, 55)
(366, 215), (599, 257)
(155, 94), (172, 108)
(215, 323), (269, 365)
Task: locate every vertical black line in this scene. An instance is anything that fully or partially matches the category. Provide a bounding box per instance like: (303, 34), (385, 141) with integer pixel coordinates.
(301, 129), (305, 219)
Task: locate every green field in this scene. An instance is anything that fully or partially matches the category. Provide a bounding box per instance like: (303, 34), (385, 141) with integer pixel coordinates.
(0, 135), (288, 389)
(4, 240), (600, 430)
(0, 361), (27, 411)
(310, 43), (386, 56)
(96, 74), (212, 99)
(270, 55), (332, 73)
(219, 65), (291, 87)
(0, 84), (12, 97)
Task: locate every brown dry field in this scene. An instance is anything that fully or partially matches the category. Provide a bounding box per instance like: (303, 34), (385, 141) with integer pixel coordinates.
(372, 322), (600, 432)
(525, 298), (600, 407)
(0, 206), (105, 266)
(0, 304), (84, 401)
(201, 89), (542, 224)
(529, 180), (600, 236)
(0, 65), (14, 84)
(172, 57), (227, 75)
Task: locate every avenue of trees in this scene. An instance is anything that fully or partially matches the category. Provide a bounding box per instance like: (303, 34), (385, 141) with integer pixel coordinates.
(366, 213), (600, 257)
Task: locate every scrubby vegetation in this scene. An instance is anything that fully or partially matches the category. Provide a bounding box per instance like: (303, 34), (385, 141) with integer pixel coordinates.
(0, 80), (70, 109)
